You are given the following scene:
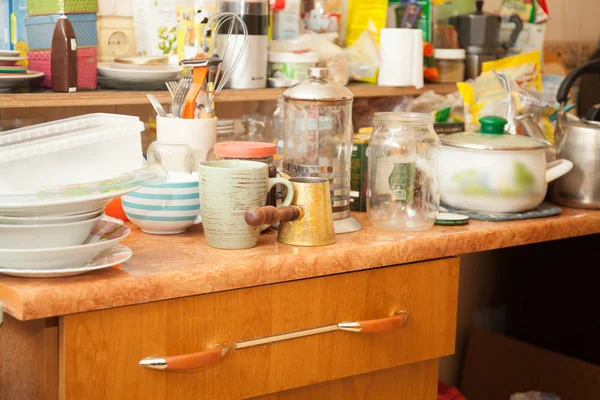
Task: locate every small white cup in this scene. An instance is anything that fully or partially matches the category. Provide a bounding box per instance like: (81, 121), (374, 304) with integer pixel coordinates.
(156, 115), (217, 171)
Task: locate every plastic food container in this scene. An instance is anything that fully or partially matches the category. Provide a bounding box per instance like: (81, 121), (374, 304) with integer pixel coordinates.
(434, 49), (466, 83)
(214, 141), (277, 206)
(0, 113), (145, 192)
(267, 51), (319, 87)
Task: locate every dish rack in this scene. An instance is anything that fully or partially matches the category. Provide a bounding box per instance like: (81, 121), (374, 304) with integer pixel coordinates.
(0, 113), (145, 192)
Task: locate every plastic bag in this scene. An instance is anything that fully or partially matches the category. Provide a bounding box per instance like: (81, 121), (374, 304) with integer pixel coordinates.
(405, 90), (464, 123)
(325, 20), (382, 85)
(458, 50), (543, 127)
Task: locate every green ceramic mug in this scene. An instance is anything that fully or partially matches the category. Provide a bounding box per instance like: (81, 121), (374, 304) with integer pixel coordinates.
(198, 160), (294, 249)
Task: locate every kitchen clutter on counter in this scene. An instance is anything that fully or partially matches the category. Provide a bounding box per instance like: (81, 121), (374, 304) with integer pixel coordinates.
(2, 1), (597, 280)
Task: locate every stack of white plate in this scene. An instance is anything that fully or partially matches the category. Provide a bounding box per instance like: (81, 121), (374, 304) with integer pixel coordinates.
(0, 114), (167, 277)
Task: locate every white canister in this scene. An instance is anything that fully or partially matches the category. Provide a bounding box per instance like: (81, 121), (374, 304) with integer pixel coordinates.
(156, 116), (217, 171)
(268, 51), (319, 87)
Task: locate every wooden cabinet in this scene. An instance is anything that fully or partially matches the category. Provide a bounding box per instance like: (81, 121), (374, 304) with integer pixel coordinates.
(1, 257), (459, 400)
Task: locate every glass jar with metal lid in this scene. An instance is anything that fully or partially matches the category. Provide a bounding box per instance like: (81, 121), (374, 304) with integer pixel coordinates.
(367, 112), (441, 232)
(282, 67), (362, 234)
(213, 141), (278, 207)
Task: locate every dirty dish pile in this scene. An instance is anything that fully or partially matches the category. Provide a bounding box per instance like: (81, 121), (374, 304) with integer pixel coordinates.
(0, 114), (166, 277)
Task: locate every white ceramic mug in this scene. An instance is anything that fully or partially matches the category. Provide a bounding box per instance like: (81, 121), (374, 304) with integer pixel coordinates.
(156, 115), (217, 170)
(198, 160), (294, 249)
(122, 172), (201, 235)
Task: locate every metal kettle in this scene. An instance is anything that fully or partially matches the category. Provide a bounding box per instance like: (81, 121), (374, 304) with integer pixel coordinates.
(549, 59), (600, 209)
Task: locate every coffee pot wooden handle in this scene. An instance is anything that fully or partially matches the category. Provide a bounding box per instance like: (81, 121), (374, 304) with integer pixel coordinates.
(245, 205), (303, 227)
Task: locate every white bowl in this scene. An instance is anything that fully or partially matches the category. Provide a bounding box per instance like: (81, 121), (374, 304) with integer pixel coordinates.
(0, 209), (103, 225)
(0, 212), (104, 249)
(0, 219), (130, 270)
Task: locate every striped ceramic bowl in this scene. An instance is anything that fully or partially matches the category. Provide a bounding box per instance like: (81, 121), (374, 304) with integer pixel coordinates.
(121, 176), (201, 235)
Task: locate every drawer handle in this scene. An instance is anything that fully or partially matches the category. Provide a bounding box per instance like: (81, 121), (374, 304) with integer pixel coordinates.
(235, 311), (408, 349)
(139, 344), (230, 371)
(338, 311), (409, 333)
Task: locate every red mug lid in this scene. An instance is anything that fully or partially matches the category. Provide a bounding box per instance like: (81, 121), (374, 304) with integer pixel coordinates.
(214, 141), (276, 158)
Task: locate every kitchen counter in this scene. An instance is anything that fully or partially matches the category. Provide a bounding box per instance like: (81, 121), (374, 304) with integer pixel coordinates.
(2, 204), (600, 322)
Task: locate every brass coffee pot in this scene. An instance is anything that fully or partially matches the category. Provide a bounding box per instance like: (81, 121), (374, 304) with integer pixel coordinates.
(245, 177), (336, 246)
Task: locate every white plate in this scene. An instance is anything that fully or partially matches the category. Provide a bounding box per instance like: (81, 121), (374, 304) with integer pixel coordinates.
(0, 168), (166, 217)
(0, 244), (132, 277)
(0, 71), (44, 89)
(0, 50), (21, 57)
(0, 209), (103, 225)
(97, 63), (182, 82)
(0, 219), (130, 270)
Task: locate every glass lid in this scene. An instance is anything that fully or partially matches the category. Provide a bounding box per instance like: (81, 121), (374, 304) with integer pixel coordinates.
(283, 68), (353, 101)
(441, 116), (550, 151)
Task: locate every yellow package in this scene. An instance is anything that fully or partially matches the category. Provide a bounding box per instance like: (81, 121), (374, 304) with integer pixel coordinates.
(345, 0), (388, 84)
(459, 50), (542, 125)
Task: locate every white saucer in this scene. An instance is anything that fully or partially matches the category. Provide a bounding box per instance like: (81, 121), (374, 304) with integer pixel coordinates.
(97, 63), (182, 82)
(0, 244), (132, 277)
(0, 219), (130, 270)
(0, 71), (44, 89)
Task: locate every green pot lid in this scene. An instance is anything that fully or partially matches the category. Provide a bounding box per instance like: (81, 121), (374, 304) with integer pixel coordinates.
(441, 116), (550, 151)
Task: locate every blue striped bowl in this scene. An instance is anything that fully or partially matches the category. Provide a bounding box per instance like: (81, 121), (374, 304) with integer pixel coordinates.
(122, 177), (201, 235)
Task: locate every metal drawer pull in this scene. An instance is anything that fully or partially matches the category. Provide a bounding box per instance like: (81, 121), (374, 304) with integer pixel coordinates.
(235, 311), (408, 350)
(139, 344), (230, 371)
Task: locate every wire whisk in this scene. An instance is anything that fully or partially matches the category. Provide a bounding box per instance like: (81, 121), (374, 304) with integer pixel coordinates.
(201, 12), (248, 116)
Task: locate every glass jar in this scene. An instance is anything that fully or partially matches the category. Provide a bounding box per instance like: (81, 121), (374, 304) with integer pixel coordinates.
(282, 67), (362, 233)
(213, 141), (277, 207)
(216, 118), (235, 143)
(434, 49), (466, 83)
(271, 95), (285, 169)
(367, 112), (441, 232)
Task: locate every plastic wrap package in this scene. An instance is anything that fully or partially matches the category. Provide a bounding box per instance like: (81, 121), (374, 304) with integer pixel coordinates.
(324, 21), (381, 85)
(458, 50), (543, 132)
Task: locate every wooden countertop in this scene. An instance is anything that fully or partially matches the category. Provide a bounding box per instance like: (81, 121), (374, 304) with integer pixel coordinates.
(1, 205), (599, 321)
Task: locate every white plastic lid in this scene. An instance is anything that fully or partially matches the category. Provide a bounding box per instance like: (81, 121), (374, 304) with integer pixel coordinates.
(268, 51), (319, 64)
(434, 49), (466, 60)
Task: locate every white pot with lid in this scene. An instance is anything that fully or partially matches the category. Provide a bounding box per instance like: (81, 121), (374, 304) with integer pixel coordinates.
(439, 116), (573, 213)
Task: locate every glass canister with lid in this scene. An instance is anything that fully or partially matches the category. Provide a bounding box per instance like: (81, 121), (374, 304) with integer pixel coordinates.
(213, 141), (277, 207)
(282, 67), (362, 233)
(367, 112), (441, 231)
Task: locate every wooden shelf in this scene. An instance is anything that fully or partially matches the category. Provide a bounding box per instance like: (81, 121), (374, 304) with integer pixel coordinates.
(0, 83), (458, 109)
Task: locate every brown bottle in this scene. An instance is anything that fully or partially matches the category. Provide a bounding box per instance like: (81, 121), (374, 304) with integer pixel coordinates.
(51, 15), (77, 93)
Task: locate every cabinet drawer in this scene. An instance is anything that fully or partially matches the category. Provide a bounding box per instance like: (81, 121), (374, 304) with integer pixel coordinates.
(60, 257), (459, 400)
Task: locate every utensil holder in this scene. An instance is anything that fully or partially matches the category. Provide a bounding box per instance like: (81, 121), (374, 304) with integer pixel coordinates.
(156, 115), (217, 171)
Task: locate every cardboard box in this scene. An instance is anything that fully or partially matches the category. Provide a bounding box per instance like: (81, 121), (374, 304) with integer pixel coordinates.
(459, 328), (600, 400)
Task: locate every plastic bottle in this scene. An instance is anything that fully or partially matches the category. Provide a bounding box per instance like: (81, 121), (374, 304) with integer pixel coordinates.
(51, 15), (77, 93)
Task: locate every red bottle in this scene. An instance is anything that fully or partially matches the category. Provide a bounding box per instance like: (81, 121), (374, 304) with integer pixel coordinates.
(51, 15), (77, 92)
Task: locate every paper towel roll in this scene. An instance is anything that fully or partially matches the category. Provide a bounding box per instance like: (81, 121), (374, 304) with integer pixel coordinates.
(377, 28), (424, 88)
